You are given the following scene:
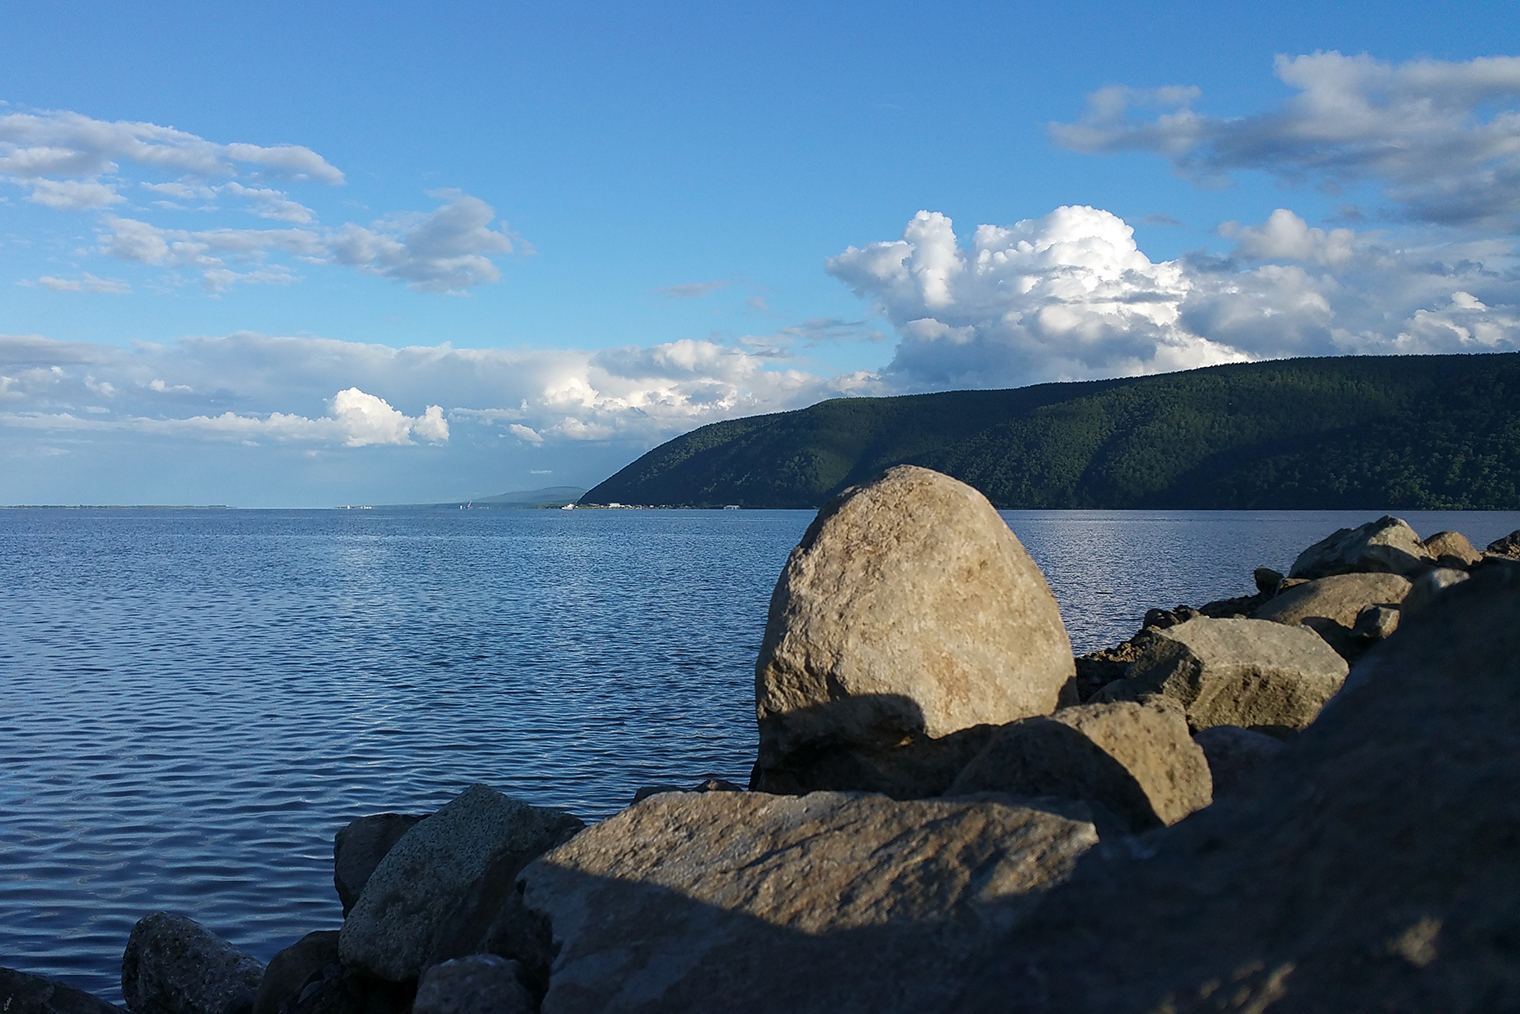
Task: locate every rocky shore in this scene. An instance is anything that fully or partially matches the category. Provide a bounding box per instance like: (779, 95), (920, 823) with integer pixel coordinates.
(7, 465), (1520, 1013)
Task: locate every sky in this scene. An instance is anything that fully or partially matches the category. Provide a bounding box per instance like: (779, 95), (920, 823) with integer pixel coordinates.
(2, 1), (1517, 506)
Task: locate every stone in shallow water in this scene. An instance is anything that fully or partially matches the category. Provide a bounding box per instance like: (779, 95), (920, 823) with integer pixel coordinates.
(121, 912), (264, 1014)
(1, 967), (124, 1014)
(333, 814), (427, 917)
(520, 789), (1098, 1014)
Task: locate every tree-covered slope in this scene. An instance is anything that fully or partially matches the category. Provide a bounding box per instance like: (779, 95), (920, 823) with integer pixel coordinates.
(582, 353), (1520, 509)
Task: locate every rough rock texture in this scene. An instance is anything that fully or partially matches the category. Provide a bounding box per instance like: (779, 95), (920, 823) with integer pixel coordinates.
(945, 699), (1211, 831)
(1191, 725), (1284, 796)
(1, 968), (124, 1014)
(948, 563), (1520, 1014)
(1422, 530), (1482, 569)
(411, 957), (533, 1014)
(1354, 604), (1401, 640)
(251, 932), (338, 1014)
(1402, 567), (1471, 616)
(1119, 617), (1349, 736)
(752, 466), (1074, 792)
(280, 964), (411, 1014)
(1253, 572), (1411, 629)
(334, 814), (426, 917)
(1288, 515), (1433, 579)
(520, 790), (1098, 1014)
(1486, 528), (1520, 559)
(121, 913), (265, 1014)
(339, 784), (583, 983)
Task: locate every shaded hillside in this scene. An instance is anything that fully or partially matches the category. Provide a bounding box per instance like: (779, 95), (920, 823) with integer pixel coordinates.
(582, 354), (1520, 509)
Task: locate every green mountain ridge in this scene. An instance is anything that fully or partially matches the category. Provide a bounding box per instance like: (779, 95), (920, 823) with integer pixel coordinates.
(581, 353), (1520, 510)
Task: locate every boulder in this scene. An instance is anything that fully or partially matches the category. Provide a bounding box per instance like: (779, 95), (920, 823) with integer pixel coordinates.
(1119, 617), (1349, 737)
(338, 784), (583, 983)
(752, 466), (1075, 793)
(280, 964), (411, 1014)
(1402, 567), (1471, 616)
(412, 957), (533, 1014)
(1353, 604), (1401, 640)
(1486, 528), (1520, 559)
(0, 968), (124, 1014)
(250, 932), (338, 1014)
(1288, 515), (1433, 579)
(1253, 566), (1284, 594)
(520, 790), (1098, 1014)
(945, 699), (1211, 831)
(1253, 571), (1412, 658)
(121, 913), (264, 1014)
(334, 814), (426, 917)
(1191, 725), (1284, 796)
(947, 559), (1520, 1014)
(1421, 530), (1482, 569)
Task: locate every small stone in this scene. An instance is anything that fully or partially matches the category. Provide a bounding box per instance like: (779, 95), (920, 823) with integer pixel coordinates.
(412, 957), (533, 1014)
(1191, 725), (1284, 796)
(1485, 528), (1520, 559)
(1253, 567), (1284, 594)
(121, 913), (264, 1014)
(0, 967), (125, 1014)
(1352, 604), (1401, 640)
(946, 698), (1212, 831)
(631, 777), (745, 805)
(334, 813), (427, 917)
(1289, 516), (1433, 579)
(1125, 617), (1349, 737)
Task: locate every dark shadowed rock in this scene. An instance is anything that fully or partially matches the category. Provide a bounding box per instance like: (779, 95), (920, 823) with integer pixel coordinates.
(1402, 567), (1471, 616)
(1, 968), (124, 1014)
(1253, 566), (1284, 594)
(1118, 617), (1349, 737)
(282, 965), (410, 1014)
(1485, 528), (1520, 559)
(333, 814), (426, 917)
(412, 957), (532, 1014)
(1191, 725), (1284, 796)
(251, 932), (338, 1014)
(1422, 530), (1482, 569)
(121, 913), (264, 1014)
(948, 564), (1520, 1014)
(946, 699), (1211, 831)
(750, 721), (1000, 799)
(339, 784), (583, 983)
(520, 790), (1098, 1014)
(752, 466), (1074, 795)
(1288, 515), (1433, 579)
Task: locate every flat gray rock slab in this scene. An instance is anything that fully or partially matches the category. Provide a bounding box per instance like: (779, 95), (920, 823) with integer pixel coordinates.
(339, 783), (583, 982)
(1124, 617), (1349, 736)
(754, 465), (1074, 779)
(1, 967), (124, 1014)
(121, 913), (264, 1014)
(948, 560), (1520, 1013)
(521, 790), (1097, 1014)
(947, 698), (1211, 830)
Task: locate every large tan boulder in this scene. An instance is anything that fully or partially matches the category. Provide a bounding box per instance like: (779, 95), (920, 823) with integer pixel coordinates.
(1421, 530), (1482, 569)
(946, 699), (1212, 831)
(753, 466), (1074, 791)
(1254, 572), (1411, 629)
(520, 790), (1097, 1014)
(1119, 617), (1349, 736)
(1289, 515), (1433, 579)
(947, 559), (1520, 1013)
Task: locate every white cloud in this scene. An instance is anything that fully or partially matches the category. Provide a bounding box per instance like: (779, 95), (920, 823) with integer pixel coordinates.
(223, 182), (314, 223)
(98, 192), (518, 293)
(0, 108), (343, 183)
(658, 280), (733, 299)
(28, 178), (122, 210)
(508, 423), (544, 444)
(26, 272), (131, 294)
(1052, 52), (1520, 230)
(830, 206), (1520, 389)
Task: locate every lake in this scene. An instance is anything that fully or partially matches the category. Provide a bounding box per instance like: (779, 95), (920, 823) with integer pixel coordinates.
(4, 506), (1518, 1001)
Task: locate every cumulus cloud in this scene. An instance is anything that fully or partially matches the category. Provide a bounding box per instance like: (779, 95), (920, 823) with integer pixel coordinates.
(830, 206), (1520, 389)
(95, 192), (517, 292)
(28, 178), (123, 210)
(25, 272), (131, 294)
(0, 108), (343, 183)
(1052, 52), (1520, 230)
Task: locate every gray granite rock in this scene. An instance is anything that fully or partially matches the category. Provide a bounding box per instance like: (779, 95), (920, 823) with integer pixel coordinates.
(1190, 724), (1284, 796)
(1289, 515), (1433, 579)
(946, 698), (1211, 831)
(1122, 617), (1349, 736)
(1401, 567), (1471, 616)
(250, 931), (337, 1014)
(338, 784), (583, 982)
(121, 913), (264, 1014)
(521, 789), (1098, 1014)
(412, 957), (532, 1014)
(334, 814), (426, 917)
(753, 465), (1074, 794)
(1, 968), (124, 1014)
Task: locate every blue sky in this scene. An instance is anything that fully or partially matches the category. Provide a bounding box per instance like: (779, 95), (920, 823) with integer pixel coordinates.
(2, 1), (1517, 506)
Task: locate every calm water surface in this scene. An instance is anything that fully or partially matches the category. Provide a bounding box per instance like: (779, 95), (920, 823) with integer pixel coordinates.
(4, 507), (1518, 999)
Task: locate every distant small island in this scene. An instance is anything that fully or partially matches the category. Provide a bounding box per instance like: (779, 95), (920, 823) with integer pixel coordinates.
(581, 353), (1520, 510)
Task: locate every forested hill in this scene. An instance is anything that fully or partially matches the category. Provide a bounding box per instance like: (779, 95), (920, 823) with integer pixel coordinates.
(581, 353), (1520, 510)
